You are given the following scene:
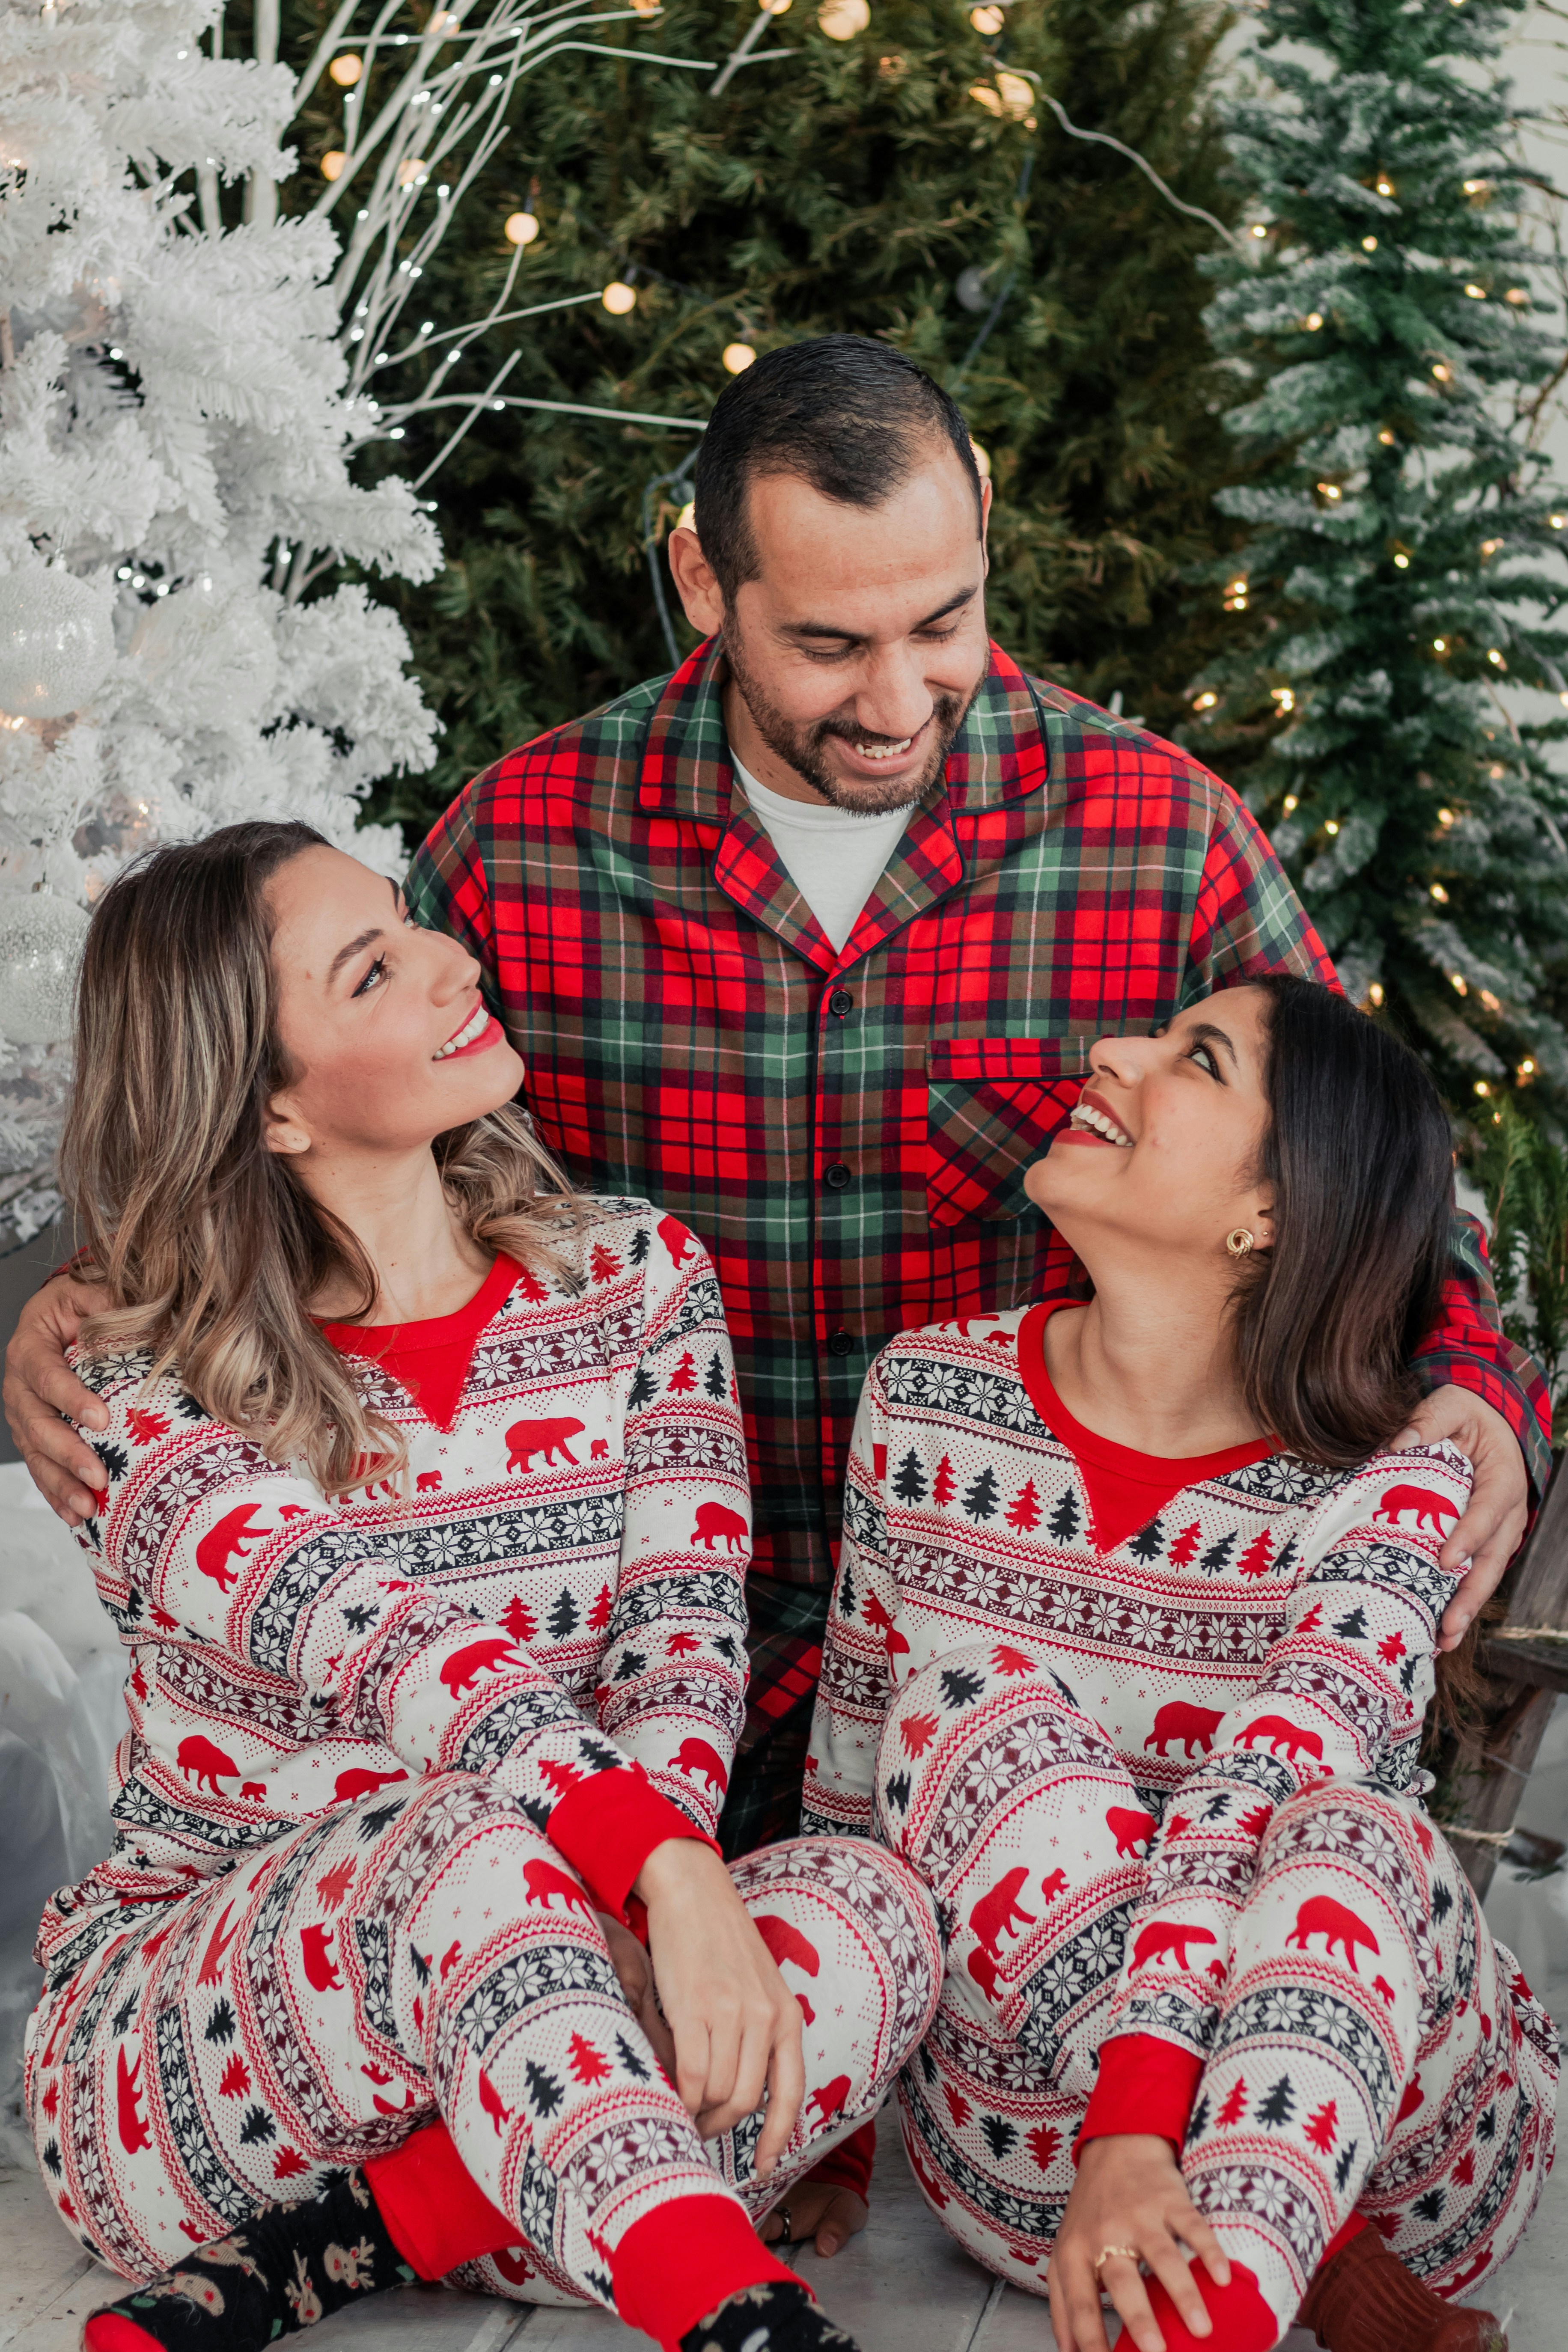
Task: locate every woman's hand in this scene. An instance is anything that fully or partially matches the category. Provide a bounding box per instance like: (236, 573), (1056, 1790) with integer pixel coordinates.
(634, 1838), (805, 2176)
(595, 1909), (679, 2080)
(2, 1274), (110, 1524)
(759, 2180), (868, 2259)
(1047, 2135), (1229, 2352)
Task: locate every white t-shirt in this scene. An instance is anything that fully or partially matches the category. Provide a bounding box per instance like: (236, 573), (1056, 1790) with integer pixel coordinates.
(732, 753), (912, 954)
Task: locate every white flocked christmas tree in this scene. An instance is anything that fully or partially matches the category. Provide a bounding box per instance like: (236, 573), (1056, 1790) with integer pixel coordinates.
(0, 0), (443, 1242)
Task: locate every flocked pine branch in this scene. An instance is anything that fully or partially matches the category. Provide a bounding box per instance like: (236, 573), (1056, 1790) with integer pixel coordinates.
(1188, 0), (1568, 1117)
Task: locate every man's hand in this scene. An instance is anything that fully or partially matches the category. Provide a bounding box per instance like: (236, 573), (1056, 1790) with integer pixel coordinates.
(760, 2180), (868, 2259)
(635, 1838), (805, 2176)
(1048, 2134), (1228, 2352)
(1395, 1385), (1528, 1651)
(3, 1275), (110, 1524)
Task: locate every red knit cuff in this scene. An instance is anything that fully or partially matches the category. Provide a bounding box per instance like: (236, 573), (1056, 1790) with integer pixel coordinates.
(1075, 2035), (1204, 2162)
(805, 2117), (875, 2198)
(83, 2321), (161, 2352)
(1144, 2260), (1276, 2352)
(547, 1767), (717, 1917)
(364, 2118), (515, 2278)
(611, 2191), (796, 2349)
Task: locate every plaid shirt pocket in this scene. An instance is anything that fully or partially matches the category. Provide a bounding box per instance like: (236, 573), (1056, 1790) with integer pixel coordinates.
(925, 1036), (1094, 1227)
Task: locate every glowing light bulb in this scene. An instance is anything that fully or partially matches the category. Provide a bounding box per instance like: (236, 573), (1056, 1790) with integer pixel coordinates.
(1431, 362), (1451, 381)
(602, 281), (637, 315)
(1431, 883), (1451, 903)
(1505, 288), (1529, 305)
(1450, 972), (1467, 995)
(1369, 982), (1385, 1006)
(1250, 222), (1267, 238)
(321, 151), (346, 180)
(329, 52), (362, 85)
(970, 3), (1005, 28)
(1324, 819), (1340, 836)
(1378, 429), (1396, 446)
(397, 157), (428, 186)
(1362, 236), (1378, 252)
(504, 211), (539, 246)
(1433, 637), (1447, 653)
(1376, 176), (1394, 197)
(1394, 552), (1410, 568)
(1465, 283), (1487, 299)
(1192, 691), (1217, 711)
(819, 0), (869, 30)
(1305, 311), (1323, 330)
(1481, 990), (1500, 1011)
(722, 342), (757, 374)
(1438, 808), (1455, 826)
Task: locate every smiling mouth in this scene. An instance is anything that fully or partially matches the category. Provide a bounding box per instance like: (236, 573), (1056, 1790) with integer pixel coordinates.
(852, 736), (914, 761)
(1069, 1101), (1134, 1147)
(434, 1002), (490, 1059)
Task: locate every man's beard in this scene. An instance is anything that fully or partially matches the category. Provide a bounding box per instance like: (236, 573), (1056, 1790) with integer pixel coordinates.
(724, 629), (975, 815)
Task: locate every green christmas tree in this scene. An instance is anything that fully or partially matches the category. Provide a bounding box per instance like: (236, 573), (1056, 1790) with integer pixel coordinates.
(265, 0), (1255, 839)
(1192, 0), (1568, 1106)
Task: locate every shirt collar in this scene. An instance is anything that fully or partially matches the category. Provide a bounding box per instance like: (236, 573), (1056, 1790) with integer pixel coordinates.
(636, 636), (1055, 821)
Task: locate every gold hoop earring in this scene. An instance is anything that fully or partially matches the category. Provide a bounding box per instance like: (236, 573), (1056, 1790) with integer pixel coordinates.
(1225, 1228), (1255, 1258)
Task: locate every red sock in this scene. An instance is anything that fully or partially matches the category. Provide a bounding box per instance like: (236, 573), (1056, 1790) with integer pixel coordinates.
(363, 2119), (518, 2278)
(612, 2195), (796, 2350)
(1143, 2260), (1279, 2352)
(84, 2322), (160, 2352)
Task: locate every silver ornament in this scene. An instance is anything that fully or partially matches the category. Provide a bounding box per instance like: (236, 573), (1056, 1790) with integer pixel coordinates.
(0, 895), (90, 1045)
(0, 567), (116, 720)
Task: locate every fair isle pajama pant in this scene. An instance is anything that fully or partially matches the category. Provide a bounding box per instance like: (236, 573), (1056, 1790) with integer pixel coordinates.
(871, 1645), (1557, 2336)
(25, 1771), (943, 2307)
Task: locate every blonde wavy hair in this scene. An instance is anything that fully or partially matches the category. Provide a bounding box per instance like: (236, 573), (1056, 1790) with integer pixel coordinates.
(60, 821), (585, 1493)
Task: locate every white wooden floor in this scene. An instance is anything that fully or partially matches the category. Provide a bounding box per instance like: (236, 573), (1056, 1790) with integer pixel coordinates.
(3, 2122), (1562, 2352)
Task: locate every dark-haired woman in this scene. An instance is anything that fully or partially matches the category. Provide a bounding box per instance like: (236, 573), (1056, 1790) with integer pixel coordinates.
(27, 824), (939, 2352)
(806, 978), (1556, 2352)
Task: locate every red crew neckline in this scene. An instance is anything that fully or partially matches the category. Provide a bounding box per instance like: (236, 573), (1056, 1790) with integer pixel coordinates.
(318, 1253), (523, 1431)
(318, 1252), (521, 1356)
(1018, 1301), (1275, 1555)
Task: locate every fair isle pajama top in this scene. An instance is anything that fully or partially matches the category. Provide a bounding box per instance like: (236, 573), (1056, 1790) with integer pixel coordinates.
(804, 1304), (1557, 2330)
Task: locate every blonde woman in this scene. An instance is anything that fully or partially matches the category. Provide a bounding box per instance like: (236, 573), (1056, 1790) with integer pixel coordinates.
(29, 823), (939, 2352)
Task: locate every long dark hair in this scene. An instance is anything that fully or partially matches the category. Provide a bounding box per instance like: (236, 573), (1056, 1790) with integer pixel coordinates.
(1236, 974), (1454, 1466)
(1234, 976), (1492, 1727)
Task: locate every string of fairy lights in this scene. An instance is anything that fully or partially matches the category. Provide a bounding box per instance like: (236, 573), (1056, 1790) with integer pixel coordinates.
(308, 0), (1065, 421)
(1176, 150), (1568, 1088)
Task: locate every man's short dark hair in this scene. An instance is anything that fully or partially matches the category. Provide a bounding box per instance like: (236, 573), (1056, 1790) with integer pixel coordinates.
(692, 334), (983, 604)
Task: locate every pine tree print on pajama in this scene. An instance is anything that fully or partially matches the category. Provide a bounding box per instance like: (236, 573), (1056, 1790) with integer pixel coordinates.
(24, 1202), (942, 2311)
(804, 1303), (1557, 2342)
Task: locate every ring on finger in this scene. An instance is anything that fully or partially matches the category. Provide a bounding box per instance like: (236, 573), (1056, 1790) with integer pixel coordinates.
(774, 2205), (795, 2246)
(1092, 2245), (1140, 2278)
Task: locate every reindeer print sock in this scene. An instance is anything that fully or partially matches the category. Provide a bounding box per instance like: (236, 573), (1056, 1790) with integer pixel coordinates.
(681, 2278), (862, 2352)
(81, 2168), (411, 2352)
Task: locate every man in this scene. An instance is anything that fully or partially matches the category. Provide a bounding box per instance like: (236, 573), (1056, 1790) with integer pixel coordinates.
(7, 336), (1543, 1860)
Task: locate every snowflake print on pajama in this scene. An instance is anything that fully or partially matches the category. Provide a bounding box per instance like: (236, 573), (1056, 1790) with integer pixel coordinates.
(805, 1306), (1557, 2342)
(33, 1775), (939, 2307)
(24, 1198), (942, 2314)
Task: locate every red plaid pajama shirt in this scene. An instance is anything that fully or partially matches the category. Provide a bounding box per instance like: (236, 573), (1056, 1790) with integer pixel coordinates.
(406, 636), (1548, 1845)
